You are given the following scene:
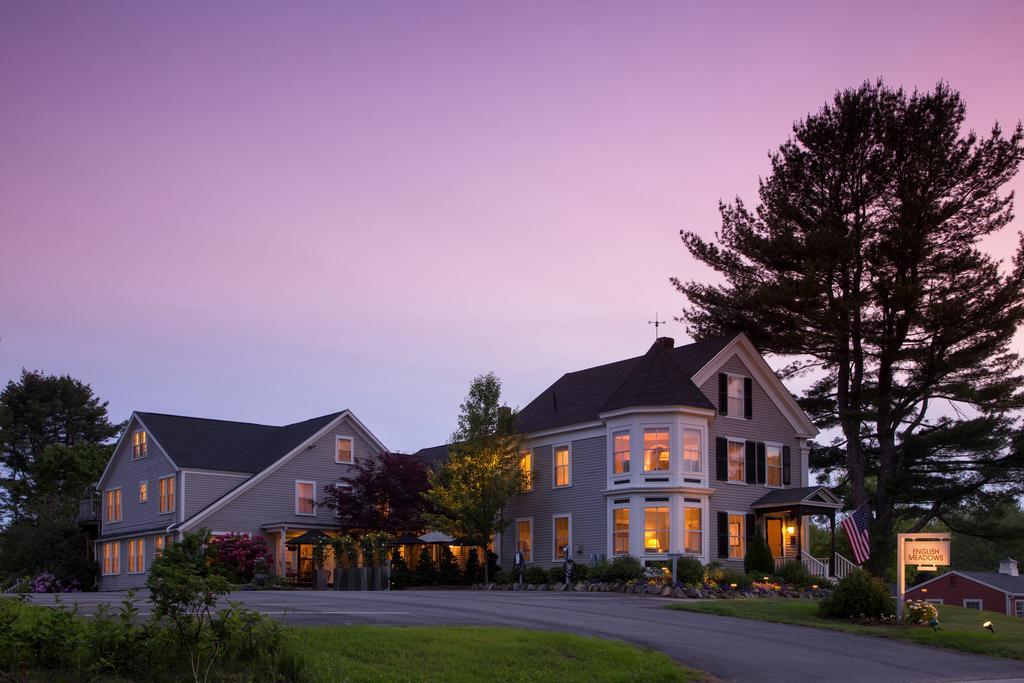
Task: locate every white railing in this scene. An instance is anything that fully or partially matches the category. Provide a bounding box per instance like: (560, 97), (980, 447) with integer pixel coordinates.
(801, 552), (829, 578)
(831, 553), (857, 580)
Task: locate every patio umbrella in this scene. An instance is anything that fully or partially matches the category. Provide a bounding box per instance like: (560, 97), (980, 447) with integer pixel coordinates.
(418, 531), (454, 544)
(285, 529), (332, 547)
(388, 534), (425, 546)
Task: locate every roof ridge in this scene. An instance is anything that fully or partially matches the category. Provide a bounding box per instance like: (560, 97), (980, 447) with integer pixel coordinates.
(137, 410), (345, 430)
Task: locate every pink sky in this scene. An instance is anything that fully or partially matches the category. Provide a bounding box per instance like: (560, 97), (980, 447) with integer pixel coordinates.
(2, 1), (1023, 452)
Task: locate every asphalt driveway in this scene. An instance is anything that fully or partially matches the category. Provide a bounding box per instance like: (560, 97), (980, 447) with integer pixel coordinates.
(26, 589), (1024, 683)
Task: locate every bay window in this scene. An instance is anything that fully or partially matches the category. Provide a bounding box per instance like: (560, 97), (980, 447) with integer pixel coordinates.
(683, 428), (701, 473)
(644, 507), (669, 553)
(684, 507), (702, 554)
(612, 431), (630, 474)
(613, 508), (630, 555)
(643, 428), (670, 471)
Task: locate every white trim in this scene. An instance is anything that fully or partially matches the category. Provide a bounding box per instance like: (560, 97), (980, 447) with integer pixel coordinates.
(641, 502), (671, 555)
(515, 516), (534, 563)
(139, 480), (148, 503)
(98, 414), (180, 490)
(335, 435), (355, 464)
(1015, 599), (1024, 617)
(552, 443), (572, 488)
(963, 599), (983, 610)
(725, 438), (746, 484)
(179, 471), (185, 522)
(522, 422), (605, 441)
(610, 502), (630, 556)
(691, 334), (818, 437)
(156, 475), (176, 516)
(723, 372), (747, 419)
(610, 427), (631, 476)
(599, 406), (717, 420)
(726, 510), (747, 560)
(641, 424), (672, 473)
(519, 449), (534, 493)
(552, 513), (572, 562)
(131, 429), (148, 460)
(127, 537), (146, 574)
(181, 411), (377, 531)
(764, 442), (784, 488)
(925, 598), (944, 605)
(104, 487), (122, 524)
(295, 480), (317, 516)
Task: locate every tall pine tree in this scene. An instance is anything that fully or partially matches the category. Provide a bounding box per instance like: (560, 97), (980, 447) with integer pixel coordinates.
(674, 81), (1024, 574)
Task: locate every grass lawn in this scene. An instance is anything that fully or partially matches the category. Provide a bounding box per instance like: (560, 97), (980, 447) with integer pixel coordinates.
(668, 599), (1024, 659)
(288, 625), (704, 682)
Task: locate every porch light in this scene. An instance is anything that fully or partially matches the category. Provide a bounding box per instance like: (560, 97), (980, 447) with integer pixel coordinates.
(983, 621), (996, 633)
(786, 525), (796, 535)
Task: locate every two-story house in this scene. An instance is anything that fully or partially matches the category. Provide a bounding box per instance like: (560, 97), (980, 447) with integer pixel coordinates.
(93, 409), (387, 590)
(496, 333), (842, 574)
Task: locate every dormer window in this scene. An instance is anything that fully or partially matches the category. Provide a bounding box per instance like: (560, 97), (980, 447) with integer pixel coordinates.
(132, 430), (147, 459)
(336, 436), (354, 464)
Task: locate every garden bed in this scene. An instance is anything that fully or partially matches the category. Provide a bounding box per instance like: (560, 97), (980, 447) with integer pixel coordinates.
(476, 579), (832, 600)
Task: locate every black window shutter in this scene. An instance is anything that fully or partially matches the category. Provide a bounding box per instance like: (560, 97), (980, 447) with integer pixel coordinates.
(782, 446), (792, 485)
(744, 441), (756, 484)
(718, 373), (728, 415)
(744, 377), (753, 419)
(717, 511), (729, 558)
(756, 442), (766, 485)
(715, 437), (728, 481)
(745, 513), (756, 548)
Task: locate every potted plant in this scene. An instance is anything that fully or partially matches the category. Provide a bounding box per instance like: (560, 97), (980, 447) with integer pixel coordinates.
(312, 536), (331, 590)
(253, 556), (270, 588)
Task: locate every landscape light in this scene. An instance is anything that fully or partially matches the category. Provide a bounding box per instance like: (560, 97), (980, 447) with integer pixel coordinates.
(811, 584), (818, 590)
(983, 621), (995, 633)
(921, 588), (928, 593)
(762, 576), (769, 582)
(729, 583), (738, 589)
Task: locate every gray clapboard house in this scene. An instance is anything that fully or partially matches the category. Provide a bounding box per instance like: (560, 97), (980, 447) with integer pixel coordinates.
(88, 409), (387, 591)
(465, 333), (843, 575)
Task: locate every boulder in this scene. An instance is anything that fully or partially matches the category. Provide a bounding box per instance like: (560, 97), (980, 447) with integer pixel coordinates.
(574, 581), (587, 592)
(538, 583), (549, 591)
(661, 585), (673, 597)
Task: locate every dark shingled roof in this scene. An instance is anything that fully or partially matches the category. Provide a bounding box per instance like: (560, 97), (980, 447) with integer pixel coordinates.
(413, 444), (451, 465)
(751, 486), (843, 509)
(135, 411), (344, 474)
(515, 335), (734, 433)
(958, 570), (1024, 594)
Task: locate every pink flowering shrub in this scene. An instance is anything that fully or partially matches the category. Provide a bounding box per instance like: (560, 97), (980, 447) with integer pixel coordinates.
(209, 533), (273, 582)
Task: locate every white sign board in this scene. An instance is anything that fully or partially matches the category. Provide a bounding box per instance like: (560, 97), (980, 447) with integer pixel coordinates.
(903, 540), (950, 567)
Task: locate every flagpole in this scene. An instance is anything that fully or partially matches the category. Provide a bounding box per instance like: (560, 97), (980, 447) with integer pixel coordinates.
(897, 534), (905, 623)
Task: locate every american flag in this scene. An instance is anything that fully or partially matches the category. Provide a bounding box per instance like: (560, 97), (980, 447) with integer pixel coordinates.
(841, 504), (871, 565)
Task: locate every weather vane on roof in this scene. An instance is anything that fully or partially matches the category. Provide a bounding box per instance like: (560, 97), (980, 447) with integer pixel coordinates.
(648, 313), (665, 338)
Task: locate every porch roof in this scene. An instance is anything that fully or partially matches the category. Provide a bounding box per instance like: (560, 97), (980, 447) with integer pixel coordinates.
(752, 485), (843, 513)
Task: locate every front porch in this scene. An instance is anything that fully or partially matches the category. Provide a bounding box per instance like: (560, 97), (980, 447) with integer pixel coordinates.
(752, 486), (856, 579)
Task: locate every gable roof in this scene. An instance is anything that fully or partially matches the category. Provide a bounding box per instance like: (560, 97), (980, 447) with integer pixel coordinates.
(908, 569), (1024, 596)
(413, 444), (451, 465)
(752, 485), (843, 510)
(515, 335), (733, 433)
(135, 411), (345, 474)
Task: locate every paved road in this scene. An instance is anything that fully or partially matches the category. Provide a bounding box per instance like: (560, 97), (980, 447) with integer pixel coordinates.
(25, 589), (1024, 683)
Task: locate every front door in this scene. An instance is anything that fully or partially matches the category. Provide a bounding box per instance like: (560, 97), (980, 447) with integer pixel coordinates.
(766, 518), (783, 558)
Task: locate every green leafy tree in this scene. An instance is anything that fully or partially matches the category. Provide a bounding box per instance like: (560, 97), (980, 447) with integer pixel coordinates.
(423, 373), (522, 583)
(674, 80), (1024, 575)
(0, 370), (121, 522)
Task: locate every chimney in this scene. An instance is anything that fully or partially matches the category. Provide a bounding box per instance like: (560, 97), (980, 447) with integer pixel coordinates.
(1000, 558), (1019, 576)
(654, 337), (675, 351)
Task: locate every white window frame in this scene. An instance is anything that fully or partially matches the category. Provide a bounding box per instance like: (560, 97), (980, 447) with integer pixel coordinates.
(726, 374), (746, 418)
(519, 449), (534, 492)
(295, 480), (317, 516)
(139, 480), (148, 503)
(642, 505), (670, 555)
(106, 488), (122, 523)
(158, 476), (176, 514)
(727, 511), (746, 559)
(683, 503), (703, 556)
(612, 505), (630, 556)
(765, 443), (783, 488)
(1016, 599), (1024, 617)
(925, 598), (944, 605)
(127, 538), (145, 574)
(335, 436), (354, 464)
(642, 426), (672, 472)
(552, 444), (571, 488)
(515, 517), (533, 563)
(102, 541), (120, 576)
(963, 599), (983, 610)
(682, 427), (702, 474)
(132, 429), (147, 459)
(727, 439), (746, 484)
(611, 429), (631, 475)
(552, 513), (572, 562)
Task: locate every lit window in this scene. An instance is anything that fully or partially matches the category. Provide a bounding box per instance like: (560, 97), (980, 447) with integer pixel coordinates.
(336, 437), (353, 464)
(553, 516), (570, 560)
(766, 445), (783, 487)
(132, 430), (147, 459)
(727, 377), (744, 416)
(139, 481), (148, 503)
(103, 542), (120, 575)
(519, 451), (533, 492)
(296, 481), (316, 515)
(684, 507), (702, 554)
(155, 534), (173, 558)
(613, 508), (630, 555)
(728, 441), (745, 482)
(683, 429), (701, 473)
(516, 519), (532, 562)
(127, 538), (145, 573)
(613, 431), (630, 474)
(106, 489), (121, 522)
(728, 513), (745, 559)
(554, 446), (571, 487)
(643, 429), (670, 471)
(644, 507), (669, 553)
(159, 476), (176, 513)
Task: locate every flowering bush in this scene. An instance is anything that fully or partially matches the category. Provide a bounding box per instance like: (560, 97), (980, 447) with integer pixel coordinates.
(30, 572), (79, 593)
(209, 533), (273, 582)
(905, 599), (939, 625)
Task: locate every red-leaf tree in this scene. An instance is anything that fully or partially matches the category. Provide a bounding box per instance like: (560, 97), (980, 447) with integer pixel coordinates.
(209, 532), (273, 582)
(322, 452), (431, 536)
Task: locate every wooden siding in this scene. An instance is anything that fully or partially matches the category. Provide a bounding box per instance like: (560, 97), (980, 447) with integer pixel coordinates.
(97, 533), (166, 591)
(906, 574), (1010, 615)
(702, 353), (803, 567)
(100, 416), (178, 538)
(183, 470), (250, 519)
(500, 436), (607, 568)
(195, 415), (382, 534)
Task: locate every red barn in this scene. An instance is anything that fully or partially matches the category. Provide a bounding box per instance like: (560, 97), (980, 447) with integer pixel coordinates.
(905, 558), (1024, 617)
